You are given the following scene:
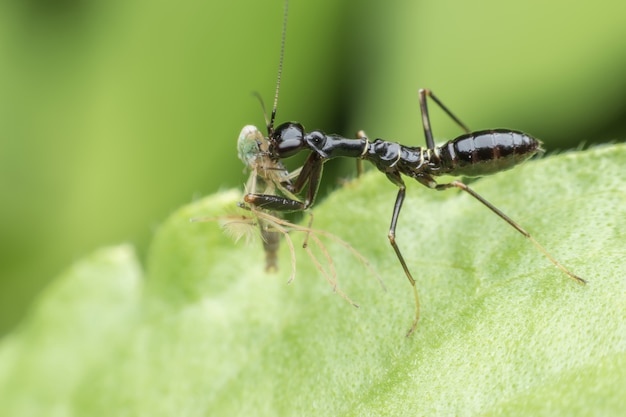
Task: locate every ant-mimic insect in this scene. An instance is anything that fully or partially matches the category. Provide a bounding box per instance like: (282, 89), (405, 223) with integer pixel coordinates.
(225, 0), (587, 336)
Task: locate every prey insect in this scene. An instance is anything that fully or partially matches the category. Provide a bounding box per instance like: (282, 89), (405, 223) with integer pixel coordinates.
(247, 88), (587, 336)
(235, 124), (303, 273)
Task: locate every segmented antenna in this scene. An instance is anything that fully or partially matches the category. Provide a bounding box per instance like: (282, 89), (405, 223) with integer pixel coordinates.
(267, 0), (289, 137)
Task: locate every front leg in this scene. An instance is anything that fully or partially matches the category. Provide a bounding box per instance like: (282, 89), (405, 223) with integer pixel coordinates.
(243, 193), (307, 213)
(286, 152), (325, 209)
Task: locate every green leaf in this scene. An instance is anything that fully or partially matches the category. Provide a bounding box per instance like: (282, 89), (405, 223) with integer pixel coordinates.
(0, 245), (142, 416)
(1, 144), (625, 416)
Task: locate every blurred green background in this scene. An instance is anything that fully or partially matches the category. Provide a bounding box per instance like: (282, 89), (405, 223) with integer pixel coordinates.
(1, 0), (625, 336)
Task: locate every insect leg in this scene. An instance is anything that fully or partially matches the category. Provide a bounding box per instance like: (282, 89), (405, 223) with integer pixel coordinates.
(243, 193), (306, 212)
(386, 173), (421, 337)
(434, 179), (586, 284)
(287, 152), (325, 208)
(418, 88), (471, 150)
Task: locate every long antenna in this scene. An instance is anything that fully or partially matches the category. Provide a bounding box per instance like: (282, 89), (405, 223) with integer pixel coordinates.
(268, 0), (289, 137)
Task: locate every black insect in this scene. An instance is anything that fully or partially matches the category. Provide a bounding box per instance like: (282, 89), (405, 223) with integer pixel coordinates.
(245, 88), (586, 336)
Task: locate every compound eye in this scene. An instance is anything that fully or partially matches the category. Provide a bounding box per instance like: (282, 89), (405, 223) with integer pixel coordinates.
(274, 122), (305, 157)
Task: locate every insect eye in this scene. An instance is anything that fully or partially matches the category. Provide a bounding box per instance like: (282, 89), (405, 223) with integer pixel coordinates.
(274, 122), (305, 158)
(306, 131), (326, 148)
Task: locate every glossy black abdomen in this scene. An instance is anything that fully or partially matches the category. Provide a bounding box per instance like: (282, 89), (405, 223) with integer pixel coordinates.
(436, 129), (540, 177)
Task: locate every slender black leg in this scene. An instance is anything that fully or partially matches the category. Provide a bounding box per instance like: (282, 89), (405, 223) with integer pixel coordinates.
(387, 182), (421, 337)
(435, 179), (586, 285)
(418, 88), (472, 150)
(287, 153), (325, 209)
